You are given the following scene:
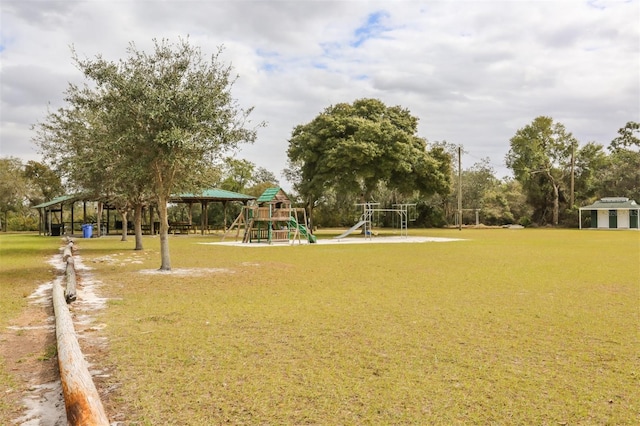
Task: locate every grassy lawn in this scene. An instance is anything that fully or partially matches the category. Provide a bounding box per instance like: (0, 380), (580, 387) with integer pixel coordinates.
(2, 229), (639, 424)
(0, 234), (61, 323)
(0, 234), (62, 417)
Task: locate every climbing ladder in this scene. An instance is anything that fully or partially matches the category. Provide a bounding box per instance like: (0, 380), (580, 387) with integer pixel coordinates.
(392, 203), (415, 237)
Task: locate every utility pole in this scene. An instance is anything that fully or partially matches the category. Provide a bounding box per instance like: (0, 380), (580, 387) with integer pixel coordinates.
(570, 141), (575, 208)
(458, 145), (462, 231)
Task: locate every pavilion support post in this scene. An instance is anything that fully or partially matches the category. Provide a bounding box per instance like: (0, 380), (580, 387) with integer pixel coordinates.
(142, 206), (147, 234)
(149, 205), (156, 235)
(96, 202), (103, 237)
(38, 209), (43, 236)
(59, 203), (64, 235)
(223, 201), (228, 232)
(201, 202), (208, 235)
(70, 202), (75, 236)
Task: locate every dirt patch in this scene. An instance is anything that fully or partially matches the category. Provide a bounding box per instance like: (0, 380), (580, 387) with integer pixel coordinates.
(1, 254), (125, 425)
(139, 267), (233, 276)
(1, 280), (64, 425)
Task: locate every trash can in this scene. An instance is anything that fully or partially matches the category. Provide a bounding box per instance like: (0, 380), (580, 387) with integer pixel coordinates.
(51, 224), (62, 236)
(82, 224), (93, 238)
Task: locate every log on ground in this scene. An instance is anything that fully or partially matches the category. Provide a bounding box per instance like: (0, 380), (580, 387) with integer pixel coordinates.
(53, 276), (109, 425)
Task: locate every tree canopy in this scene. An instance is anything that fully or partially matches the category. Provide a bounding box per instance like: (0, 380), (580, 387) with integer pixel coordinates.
(34, 38), (260, 269)
(610, 121), (640, 151)
(0, 158), (30, 231)
(219, 157), (278, 196)
(505, 116), (578, 225)
(0, 158), (62, 231)
(286, 98), (451, 227)
(598, 121), (640, 200)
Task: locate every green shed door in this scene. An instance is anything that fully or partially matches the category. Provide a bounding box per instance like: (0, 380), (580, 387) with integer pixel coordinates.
(630, 210), (638, 229)
(609, 210), (617, 229)
(590, 210), (597, 228)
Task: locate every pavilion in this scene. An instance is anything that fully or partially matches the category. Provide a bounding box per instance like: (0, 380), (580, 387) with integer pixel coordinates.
(33, 188), (256, 236)
(33, 194), (86, 236)
(168, 188), (256, 234)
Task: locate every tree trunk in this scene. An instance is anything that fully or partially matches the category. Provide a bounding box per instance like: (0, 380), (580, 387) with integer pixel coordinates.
(307, 199), (315, 233)
(552, 182), (559, 226)
(120, 210), (128, 242)
(134, 203), (144, 251)
(157, 195), (171, 271)
(544, 170), (560, 226)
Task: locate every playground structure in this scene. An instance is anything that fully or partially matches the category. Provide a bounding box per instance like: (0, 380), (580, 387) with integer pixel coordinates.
(223, 188), (316, 244)
(334, 202), (416, 239)
(223, 188), (416, 244)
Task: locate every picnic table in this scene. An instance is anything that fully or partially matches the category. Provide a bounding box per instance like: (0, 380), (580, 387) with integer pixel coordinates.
(169, 221), (193, 234)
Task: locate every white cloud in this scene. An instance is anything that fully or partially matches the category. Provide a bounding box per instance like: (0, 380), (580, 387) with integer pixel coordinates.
(1, 0), (638, 186)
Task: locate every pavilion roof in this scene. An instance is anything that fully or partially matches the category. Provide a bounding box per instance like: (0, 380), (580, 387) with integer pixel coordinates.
(170, 188), (256, 203)
(32, 194), (81, 209)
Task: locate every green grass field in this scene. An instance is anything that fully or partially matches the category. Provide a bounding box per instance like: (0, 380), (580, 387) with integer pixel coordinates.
(0, 234), (62, 417)
(1, 229), (639, 424)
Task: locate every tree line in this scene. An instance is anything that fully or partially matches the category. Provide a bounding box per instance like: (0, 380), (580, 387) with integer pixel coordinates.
(1, 38), (637, 269)
(285, 102), (639, 229)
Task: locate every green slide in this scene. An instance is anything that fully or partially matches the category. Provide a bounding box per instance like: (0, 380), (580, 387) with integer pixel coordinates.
(288, 218), (317, 243)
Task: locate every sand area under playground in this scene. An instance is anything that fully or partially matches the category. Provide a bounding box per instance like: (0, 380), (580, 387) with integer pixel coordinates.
(202, 235), (465, 247)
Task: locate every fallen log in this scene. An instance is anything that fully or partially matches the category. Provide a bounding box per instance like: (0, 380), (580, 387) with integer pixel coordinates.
(63, 243), (73, 262)
(65, 257), (77, 303)
(53, 278), (109, 425)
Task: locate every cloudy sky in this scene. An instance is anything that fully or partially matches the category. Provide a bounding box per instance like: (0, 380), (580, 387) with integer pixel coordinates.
(1, 0), (638, 188)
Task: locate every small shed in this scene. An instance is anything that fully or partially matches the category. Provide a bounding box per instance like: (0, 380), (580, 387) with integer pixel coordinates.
(579, 197), (639, 229)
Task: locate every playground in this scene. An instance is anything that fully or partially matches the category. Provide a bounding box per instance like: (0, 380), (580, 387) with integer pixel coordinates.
(222, 187), (425, 245)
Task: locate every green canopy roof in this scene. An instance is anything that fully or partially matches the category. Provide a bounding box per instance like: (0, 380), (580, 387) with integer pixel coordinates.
(170, 188), (256, 202)
(256, 187), (282, 203)
(32, 194), (79, 209)
(33, 189), (256, 209)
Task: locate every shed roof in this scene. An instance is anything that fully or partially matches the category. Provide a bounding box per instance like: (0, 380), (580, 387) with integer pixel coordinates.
(256, 187), (288, 203)
(170, 188), (256, 203)
(580, 197), (639, 210)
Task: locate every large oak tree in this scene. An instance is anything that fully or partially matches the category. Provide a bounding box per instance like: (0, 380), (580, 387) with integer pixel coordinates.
(505, 116), (578, 225)
(286, 98), (451, 228)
